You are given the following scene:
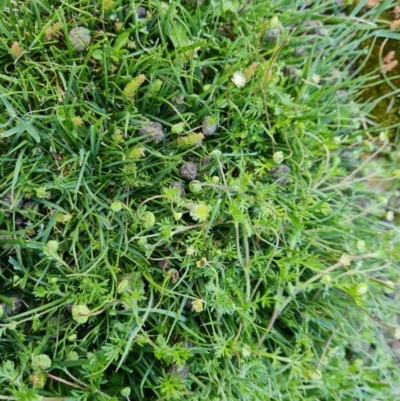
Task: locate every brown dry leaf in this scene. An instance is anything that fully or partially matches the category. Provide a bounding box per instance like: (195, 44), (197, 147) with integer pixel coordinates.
(366, 0), (382, 9)
(382, 60), (398, 73)
(383, 50), (396, 65)
(389, 19), (400, 30)
(382, 51), (398, 73)
(245, 62), (258, 80)
(391, 5), (400, 20)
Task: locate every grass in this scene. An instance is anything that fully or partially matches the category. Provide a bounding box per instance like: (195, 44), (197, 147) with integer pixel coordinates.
(0, 0), (399, 400)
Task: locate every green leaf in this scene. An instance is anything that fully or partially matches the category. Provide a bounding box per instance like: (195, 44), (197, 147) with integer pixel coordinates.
(0, 121), (40, 142)
(168, 21), (189, 48)
(113, 32), (130, 51)
(91, 49), (103, 61)
(25, 122), (40, 142)
(0, 92), (16, 117)
(375, 30), (400, 40)
(0, 360), (18, 383)
(0, 124), (25, 138)
(11, 387), (41, 401)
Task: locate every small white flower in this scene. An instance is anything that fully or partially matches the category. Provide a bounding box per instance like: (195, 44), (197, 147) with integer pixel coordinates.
(355, 283), (368, 296)
(241, 345), (252, 358)
(339, 253), (351, 267)
(386, 210), (394, 222)
(232, 71), (246, 88)
(192, 299), (204, 313)
(394, 327), (400, 340)
(311, 74), (321, 84)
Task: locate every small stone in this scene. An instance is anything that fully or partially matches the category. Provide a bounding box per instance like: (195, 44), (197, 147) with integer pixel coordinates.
(157, 260), (170, 270)
(179, 162), (198, 181)
(270, 164), (290, 186)
(172, 94), (186, 112)
(184, 299), (193, 310)
(167, 363), (190, 379)
(184, 0), (205, 7)
(202, 157), (212, 166)
(264, 28), (280, 42)
(14, 215), (24, 227)
(293, 46), (306, 57)
(136, 6), (147, 18)
(303, 21), (327, 36)
(270, 164), (290, 176)
(138, 121), (164, 143)
(69, 27), (91, 52)
(276, 176), (290, 186)
(0, 297), (22, 317)
(283, 67), (299, 82)
(0, 193), (22, 216)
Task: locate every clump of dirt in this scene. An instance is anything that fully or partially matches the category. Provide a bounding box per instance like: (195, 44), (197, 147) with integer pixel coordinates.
(360, 4), (400, 128)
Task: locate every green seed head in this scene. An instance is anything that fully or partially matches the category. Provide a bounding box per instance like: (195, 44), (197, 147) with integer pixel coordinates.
(121, 387), (131, 397)
(31, 354), (52, 372)
(72, 304), (90, 324)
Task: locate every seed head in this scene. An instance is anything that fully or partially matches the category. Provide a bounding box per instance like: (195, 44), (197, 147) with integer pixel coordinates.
(142, 211), (156, 229)
(192, 299), (204, 312)
(177, 133), (204, 147)
(10, 42), (23, 58)
(210, 149), (222, 159)
(31, 354), (52, 372)
(189, 180), (203, 193)
(202, 116), (218, 136)
(69, 27), (91, 51)
(121, 387), (132, 397)
(29, 372), (46, 389)
(179, 162), (198, 181)
(138, 121), (164, 143)
(123, 74), (146, 100)
(72, 304), (90, 324)
(355, 283), (368, 296)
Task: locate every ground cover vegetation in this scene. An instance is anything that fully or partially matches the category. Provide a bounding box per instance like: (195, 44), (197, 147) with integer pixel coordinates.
(0, 0), (400, 400)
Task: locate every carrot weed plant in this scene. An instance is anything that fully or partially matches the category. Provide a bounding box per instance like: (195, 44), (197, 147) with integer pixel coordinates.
(0, 0), (399, 400)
